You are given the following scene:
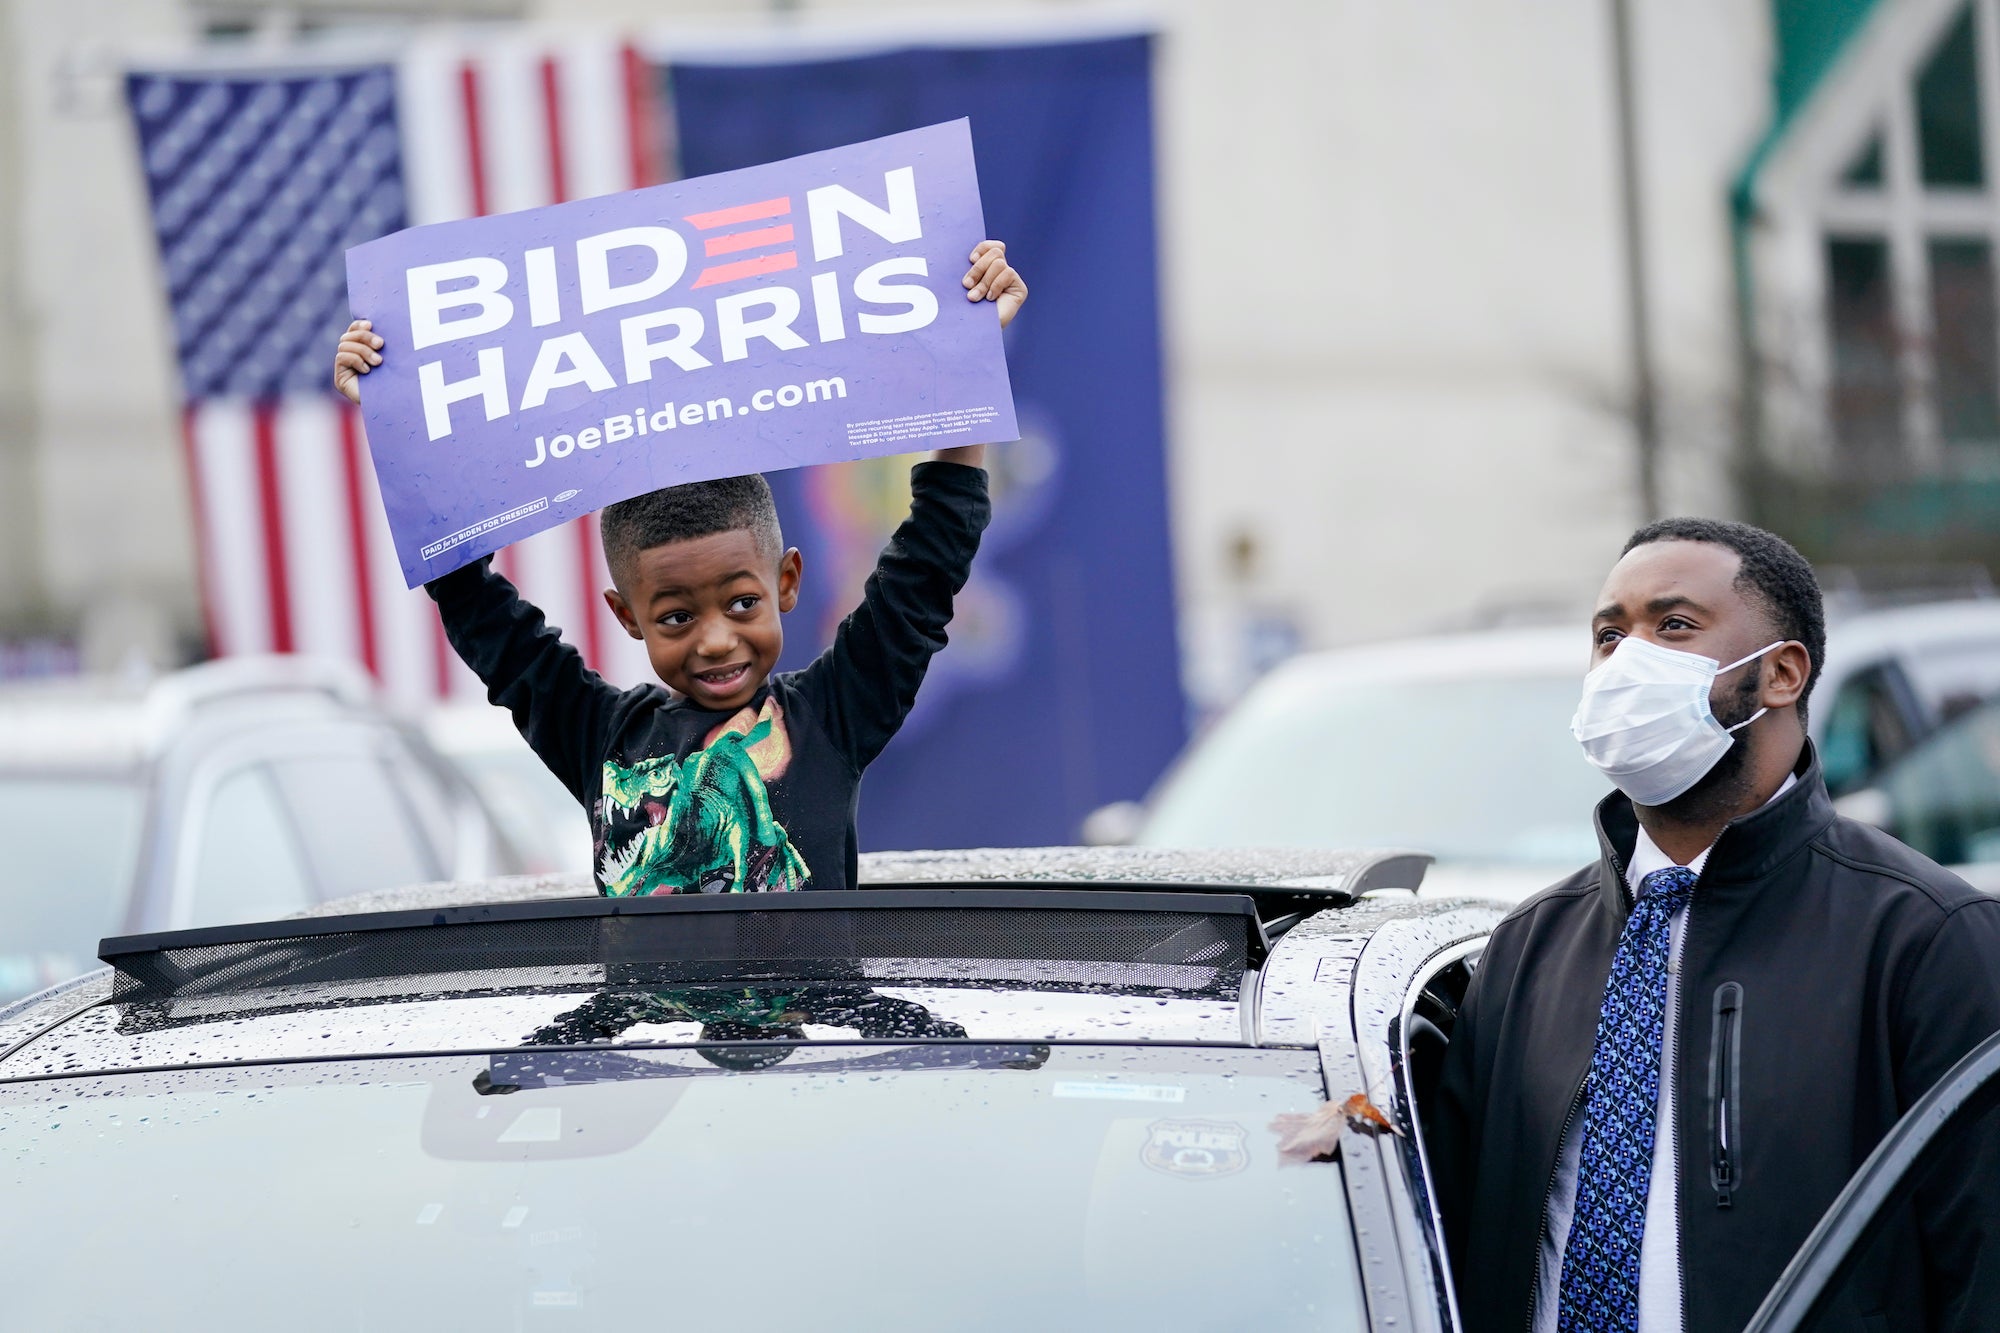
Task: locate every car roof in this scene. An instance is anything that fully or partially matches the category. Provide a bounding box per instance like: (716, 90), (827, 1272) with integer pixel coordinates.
(1819, 598), (2000, 673)
(1261, 626), (1581, 688)
(421, 699), (539, 755)
(1250, 597), (2000, 695)
(0, 655), (384, 771)
(0, 677), (156, 769)
(256, 846), (1436, 920)
(0, 849), (1502, 1088)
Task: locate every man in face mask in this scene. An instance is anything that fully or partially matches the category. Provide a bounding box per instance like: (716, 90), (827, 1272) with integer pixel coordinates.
(1429, 518), (2000, 1333)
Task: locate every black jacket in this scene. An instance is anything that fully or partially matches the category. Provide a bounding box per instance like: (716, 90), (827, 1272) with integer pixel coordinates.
(428, 462), (989, 894)
(1431, 744), (2000, 1332)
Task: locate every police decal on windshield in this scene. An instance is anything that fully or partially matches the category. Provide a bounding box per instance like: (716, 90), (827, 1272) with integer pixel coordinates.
(1141, 1119), (1249, 1179)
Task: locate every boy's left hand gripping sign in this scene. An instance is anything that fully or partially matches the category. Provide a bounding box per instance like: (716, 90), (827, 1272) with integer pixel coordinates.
(345, 119), (1018, 587)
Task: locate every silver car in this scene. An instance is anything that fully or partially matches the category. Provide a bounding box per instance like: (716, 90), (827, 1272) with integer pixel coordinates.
(0, 655), (522, 1000)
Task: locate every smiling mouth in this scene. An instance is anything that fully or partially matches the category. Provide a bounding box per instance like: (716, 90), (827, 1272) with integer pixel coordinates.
(692, 663), (751, 692)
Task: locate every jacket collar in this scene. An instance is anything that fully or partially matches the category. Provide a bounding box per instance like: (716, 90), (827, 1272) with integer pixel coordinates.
(1592, 740), (1835, 908)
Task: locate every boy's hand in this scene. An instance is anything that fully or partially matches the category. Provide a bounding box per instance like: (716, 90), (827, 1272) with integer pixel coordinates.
(334, 319), (384, 406)
(963, 240), (1026, 328)
(936, 242), (1026, 468)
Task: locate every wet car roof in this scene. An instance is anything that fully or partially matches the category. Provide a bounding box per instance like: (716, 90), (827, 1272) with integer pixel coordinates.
(0, 853), (1502, 1088)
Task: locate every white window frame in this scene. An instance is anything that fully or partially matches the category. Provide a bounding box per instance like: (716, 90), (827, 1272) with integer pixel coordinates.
(1750, 0), (2000, 475)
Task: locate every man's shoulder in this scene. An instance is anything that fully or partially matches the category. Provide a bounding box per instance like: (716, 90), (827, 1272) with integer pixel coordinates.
(1474, 863), (1607, 974)
(1810, 814), (1991, 916)
(1457, 864), (1610, 1041)
(1494, 862), (1604, 930)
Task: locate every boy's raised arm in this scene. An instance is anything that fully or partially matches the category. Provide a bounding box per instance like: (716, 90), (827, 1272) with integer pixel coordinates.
(426, 557), (626, 806)
(794, 461), (991, 771)
(793, 240), (1025, 768)
(334, 321), (623, 807)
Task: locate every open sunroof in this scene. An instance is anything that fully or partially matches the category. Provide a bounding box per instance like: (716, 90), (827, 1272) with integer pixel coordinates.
(101, 889), (1268, 1018)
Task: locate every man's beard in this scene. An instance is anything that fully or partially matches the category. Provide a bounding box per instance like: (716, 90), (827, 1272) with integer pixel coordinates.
(1648, 662), (1764, 821)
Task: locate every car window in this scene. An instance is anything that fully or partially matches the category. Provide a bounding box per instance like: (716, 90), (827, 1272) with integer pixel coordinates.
(384, 746), (458, 861)
(1820, 665), (1918, 796)
(1748, 1032), (2000, 1332)
(267, 754), (443, 898)
(384, 745), (531, 880)
(0, 1045), (1367, 1331)
(1875, 702), (2000, 866)
(186, 764), (315, 926)
(0, 775), (146, 1002)
(1141, 671), (1607, 866)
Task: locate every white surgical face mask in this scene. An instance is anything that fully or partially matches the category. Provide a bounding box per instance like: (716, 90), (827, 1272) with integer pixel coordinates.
(1570, 635), (1782, 807)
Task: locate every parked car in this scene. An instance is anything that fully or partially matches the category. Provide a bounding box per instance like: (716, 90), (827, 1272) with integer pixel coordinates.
(1, 847), (1986, 1329)
(1101, 600), (2000, 901)
(1814, 598), (2000, 795)
(1834, 693), (2000, 893)
(0, 655), (524, 1002)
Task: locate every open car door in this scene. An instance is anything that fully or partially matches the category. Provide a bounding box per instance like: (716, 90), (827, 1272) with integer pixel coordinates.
(1742, 1028), (2000, 1332)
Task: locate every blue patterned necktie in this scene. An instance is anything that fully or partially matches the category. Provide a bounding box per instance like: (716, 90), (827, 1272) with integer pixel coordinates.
(1556, 864), (1699, 1333)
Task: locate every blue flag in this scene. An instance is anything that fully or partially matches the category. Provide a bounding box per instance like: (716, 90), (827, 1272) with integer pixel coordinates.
(669, 34), (1186, 850)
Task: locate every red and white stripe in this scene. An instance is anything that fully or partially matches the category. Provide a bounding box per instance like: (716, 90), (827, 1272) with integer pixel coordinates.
(187, 32), (662, 712)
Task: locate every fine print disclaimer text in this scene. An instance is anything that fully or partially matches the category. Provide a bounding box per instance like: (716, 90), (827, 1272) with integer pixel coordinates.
(846, 406), (1004, 450)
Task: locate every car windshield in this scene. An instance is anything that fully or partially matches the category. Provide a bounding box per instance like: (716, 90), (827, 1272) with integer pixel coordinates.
(0, 774), (145, 1000)
(0, 1045), (1364, 1331)
(1142, 670), (1607, 865)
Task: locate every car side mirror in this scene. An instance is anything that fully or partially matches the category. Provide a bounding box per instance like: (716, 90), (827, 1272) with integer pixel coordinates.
(1080, 801), (1146, 847)
(1833, 787), (1892, 830)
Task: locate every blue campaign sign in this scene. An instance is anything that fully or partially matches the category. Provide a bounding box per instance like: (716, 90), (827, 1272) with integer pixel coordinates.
(670, 36), (1188, 849)
(345, 119), (1017, 587)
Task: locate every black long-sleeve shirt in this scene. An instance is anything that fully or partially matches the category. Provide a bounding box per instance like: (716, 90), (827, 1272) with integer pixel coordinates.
(427, 461), (990, 894)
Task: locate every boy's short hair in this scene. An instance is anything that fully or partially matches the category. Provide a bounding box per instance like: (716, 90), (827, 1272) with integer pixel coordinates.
(600, 474), (783, 587)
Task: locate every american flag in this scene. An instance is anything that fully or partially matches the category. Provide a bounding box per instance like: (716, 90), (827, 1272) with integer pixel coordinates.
(125, 34), (664, 709)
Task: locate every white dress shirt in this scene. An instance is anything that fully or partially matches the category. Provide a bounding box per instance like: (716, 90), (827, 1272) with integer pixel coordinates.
(1533, 775), (1796, 1332)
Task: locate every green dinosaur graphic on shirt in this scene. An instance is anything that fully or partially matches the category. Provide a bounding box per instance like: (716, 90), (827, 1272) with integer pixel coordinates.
(597, 713), (810, 896)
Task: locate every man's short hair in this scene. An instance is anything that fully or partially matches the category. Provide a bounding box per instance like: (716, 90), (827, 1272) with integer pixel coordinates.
(1622, 517), (1826, 718)
(600, 474), (782, 588)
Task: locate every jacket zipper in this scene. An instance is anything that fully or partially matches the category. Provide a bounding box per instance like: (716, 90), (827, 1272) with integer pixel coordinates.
(1707, 981), (1743, 1209)
(1523, 1076), (1589, 1333)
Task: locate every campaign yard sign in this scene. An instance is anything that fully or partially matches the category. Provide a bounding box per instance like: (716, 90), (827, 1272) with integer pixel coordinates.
(345, 119), (1017, 586)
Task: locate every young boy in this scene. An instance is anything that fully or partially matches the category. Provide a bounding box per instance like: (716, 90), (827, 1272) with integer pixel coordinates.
(336, 241), (1026, 895)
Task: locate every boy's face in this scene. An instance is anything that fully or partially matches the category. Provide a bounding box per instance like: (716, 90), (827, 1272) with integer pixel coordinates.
(604, 530), (802, 712)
